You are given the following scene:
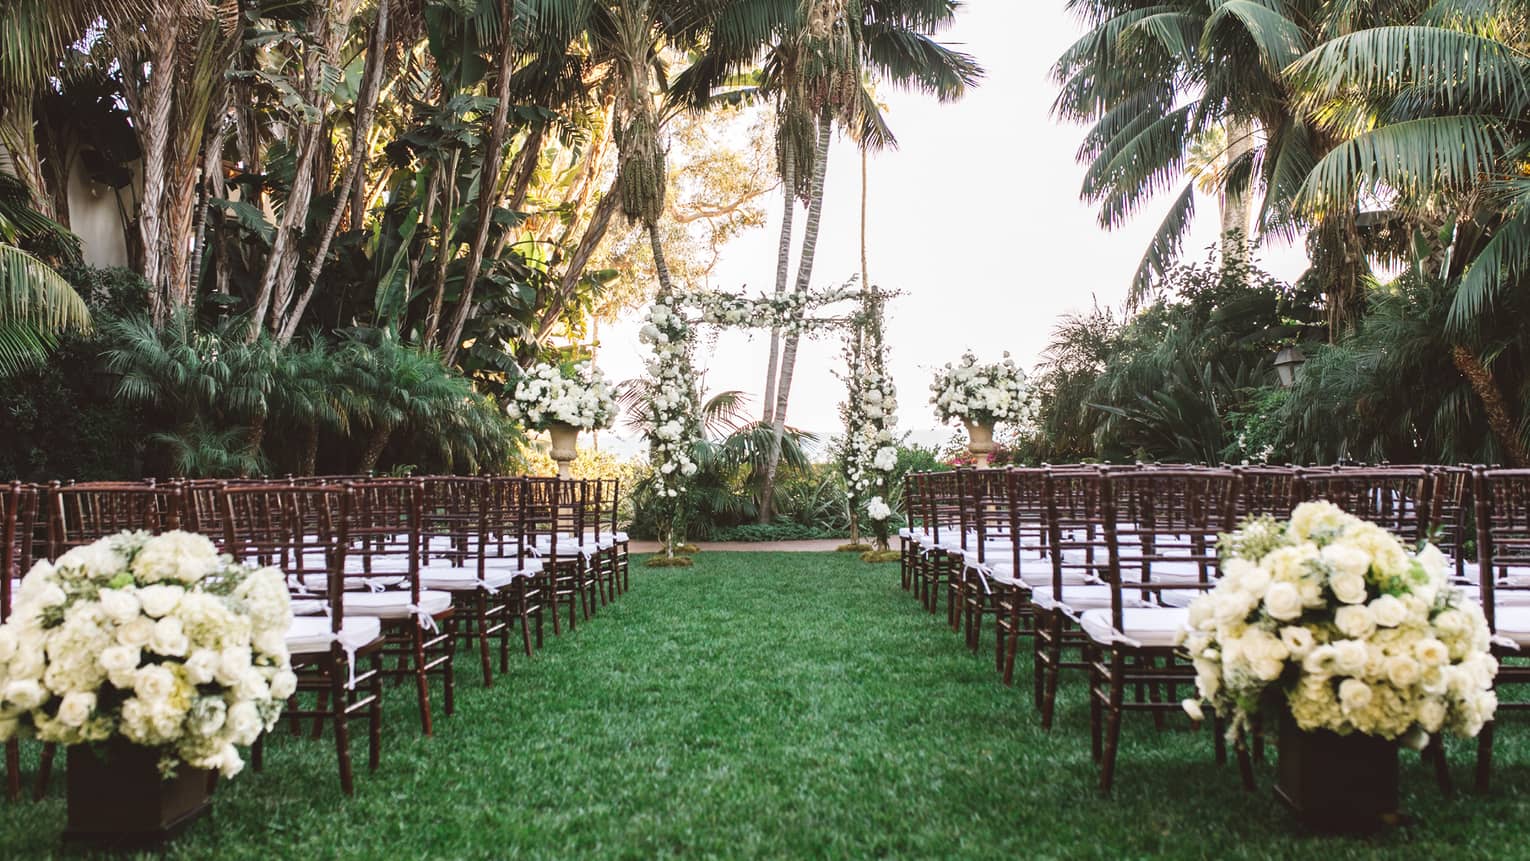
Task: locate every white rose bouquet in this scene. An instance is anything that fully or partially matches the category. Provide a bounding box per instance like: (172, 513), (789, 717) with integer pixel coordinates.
(0, 531), (294, 778)
(929, 351), (1028, 427)
(1181, 501), (1498, 749)
(506, 359), (618, 431)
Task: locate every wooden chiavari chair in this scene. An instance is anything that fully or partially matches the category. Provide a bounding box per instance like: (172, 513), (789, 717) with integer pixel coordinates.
(31, 481), (185, 797)
(988, 468), (1052, 686)
(1431, 465), (1477, 583)
(922, 471), (963, 620)
(219, 483), (384, 796)
(2, 483), (37, 801)
(1295, 467), (1433, 544)
(1085, 468), (1238, 793)
(486, 477), (546, 656)
(955, 469), (1014, 654)
(343, 480), (455, 734)
(1472, 468), (1530, 790)
(523, 478), (587, 634)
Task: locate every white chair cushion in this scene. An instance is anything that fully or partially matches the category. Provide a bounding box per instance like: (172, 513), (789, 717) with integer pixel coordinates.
(1492, 606), (1530, 647)
(613, 531), (630, 543)
(1029, 584), (1145, 615)
(1126, 558), (1215, 584)
(1081, 607), (1190, 648)
(983, 561), (1091, 588)
(293, 572), (407, 592)
(290, 598), (327, 616)
(285, 615), (382, 655)
(343, 589), (453, 620)
(419, 564), (520, 592)
(1461, 585), (1530, 608)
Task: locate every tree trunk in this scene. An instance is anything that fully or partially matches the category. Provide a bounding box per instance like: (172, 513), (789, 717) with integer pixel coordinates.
(442, 0), (516, 367)
(421, 147), (461, 348)
(759, 107), (832, 523)
(302, 422), (320, 476)
(359, 425), (392, 474)
(1220, 118), (1256, 265)
(532, 187), (620, 344)
(245, 413), (267, 476)
(761, 140), (798, 424)
(137, 14), (180, 321)
(280, 0), (391, 344)
(1450, 345), (1530, 467)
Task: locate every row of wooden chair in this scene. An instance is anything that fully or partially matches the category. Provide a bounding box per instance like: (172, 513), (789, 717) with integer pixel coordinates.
(898, 463), (1527, 794)
(0, 474), (631, 797)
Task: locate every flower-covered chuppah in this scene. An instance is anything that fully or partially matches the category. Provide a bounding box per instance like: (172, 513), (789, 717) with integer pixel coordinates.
(0, 531), (293, 839)
(929, 351), (1028, 467)
(835, 284), (899, 556)
(637, 279), (869, 560)
(507, 359), (618, 478)
(1181, 501), (1497, 828)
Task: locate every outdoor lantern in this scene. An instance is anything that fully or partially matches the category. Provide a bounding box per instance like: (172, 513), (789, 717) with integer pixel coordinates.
(1274, 345), (1307, 388)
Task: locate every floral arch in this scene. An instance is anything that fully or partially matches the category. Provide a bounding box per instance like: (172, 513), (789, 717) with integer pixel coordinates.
(638, 279), (899, 557)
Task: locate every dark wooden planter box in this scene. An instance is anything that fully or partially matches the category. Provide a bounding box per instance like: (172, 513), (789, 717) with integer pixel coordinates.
(64, 741), (212, 846)
(1276, 710), (1399, 832)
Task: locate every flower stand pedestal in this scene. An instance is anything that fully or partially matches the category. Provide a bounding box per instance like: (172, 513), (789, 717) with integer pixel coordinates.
(64, 741), (212, 846)
(1276, 711), (1400, 833)
(964, 420), (996, 468)
(548, 422), (580, 479)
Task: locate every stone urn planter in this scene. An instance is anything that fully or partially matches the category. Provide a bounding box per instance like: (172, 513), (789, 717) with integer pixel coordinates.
(548, 422), (580, 479)
(964, 419), (996, 468)
(65, 740), (212, 846)
(1275, 710), (1400, 833)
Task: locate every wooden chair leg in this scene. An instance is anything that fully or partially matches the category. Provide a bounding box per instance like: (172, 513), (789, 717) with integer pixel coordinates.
(1476, 720), (1495, 792)
(412, 625), (434, 736)
(368, 651), (383, 772)
(476, 592), (494, 687)
(32, 742), (54, 801)
(5, 739), (19, 801)
(330, 661), (355, 797)
(1425, 735), (1453, 797)
(1098, 652), (1125, 795)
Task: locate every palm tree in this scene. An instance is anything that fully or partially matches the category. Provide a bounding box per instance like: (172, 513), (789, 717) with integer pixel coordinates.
(0, 175), (91, 375)
(1283, 7), (1530, 457)
(1050, 0), (1430, 325)
(676, 0), (980, 521)
(335, 332), (481, 473)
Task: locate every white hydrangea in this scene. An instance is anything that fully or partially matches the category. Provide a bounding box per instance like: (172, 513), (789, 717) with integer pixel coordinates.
(0, 532), (292, 777)
(929, 350), (1028, 427)
(1182, 501), (1497, 746)
(507, 359), (617, 431)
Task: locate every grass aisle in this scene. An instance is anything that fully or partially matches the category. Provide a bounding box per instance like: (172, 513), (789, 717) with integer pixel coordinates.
(5, 552), (1530, 859)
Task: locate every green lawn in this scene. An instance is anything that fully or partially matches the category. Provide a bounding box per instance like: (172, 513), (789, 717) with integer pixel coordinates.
(5, 552), (1530, 859)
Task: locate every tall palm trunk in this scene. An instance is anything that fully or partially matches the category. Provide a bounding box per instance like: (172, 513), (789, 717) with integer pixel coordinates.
(1451, 345), (1530, 467)
(280, 0), (391, 344)
(443, 0), (516, 367)
(359, 425), (392, 473)
(137, 14), (179, 321)
(762, 142), (797, 424)
(302, 422), (320, 476)
(759, 107), (832, 523)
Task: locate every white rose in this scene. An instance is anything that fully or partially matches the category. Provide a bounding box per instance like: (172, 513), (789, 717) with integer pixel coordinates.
(1368, 595), (1407, 628)
(137, 584), (184, 618)
(1334, 604), (1376, 639)
(1182, 698), (1205, 722)
(1279, 626), (1316, 659)
(98, 588), (142, 625)
(98, 645), (142, 678)
(1414, 637), (1450, 667)
(269, 669), (298, 700)
(54, 543), (125, 581)
(1329, 571), (1369, 605)
(1418, 697), (1448, 732)
(1416, 543), (1448, 579)
(0, 628), (15, 663)
(184, 649), (220, 685)
(1332, 640), (1368, 677)
(217, 647), (253, 686)
(1385, 655), (1421, 688)
(1263, 582), (1303, 621)
(1338, 677), (1373, 712)
(1322, 541), (1371, 578)
(226, 701), (263, 745)
(56, 691), (96, 727)
(149, 617), (189, 657)
(2, 679), (47, 710)
(116, 616), (155, 648)
(134, 665), (177, 703)
(8, 644), (44, 681)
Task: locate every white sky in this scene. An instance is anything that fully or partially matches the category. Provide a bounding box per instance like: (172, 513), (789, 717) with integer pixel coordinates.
(597, 0), (1309, 453)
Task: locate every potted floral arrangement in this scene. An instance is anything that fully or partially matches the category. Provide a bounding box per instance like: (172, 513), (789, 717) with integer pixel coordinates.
(928, 351), (1027, 467)
(1181, 501), (1497, 830)
(0, 530), (293, 843)
(506, 359), (618, 478)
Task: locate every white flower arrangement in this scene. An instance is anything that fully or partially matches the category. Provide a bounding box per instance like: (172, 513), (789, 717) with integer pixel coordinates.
(691, 284), (859, 336)
(506, 359), (618, 431)
(0, 531), (293, 778)
(929, 351), (1028, 427)
(639, 293), (704, 552)
(1181, 501), (1497, 749)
